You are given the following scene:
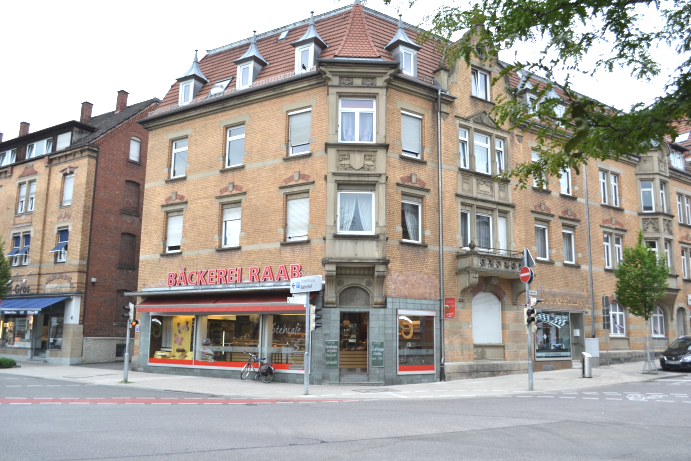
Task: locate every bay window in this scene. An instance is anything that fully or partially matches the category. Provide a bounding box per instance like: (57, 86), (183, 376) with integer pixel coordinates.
(339, 99), (375, 143)
(476, 213), (492, 250)
(496, 139), (505, 174)
(337, 191), (374, 234)
(660, 181), (668, 213)
(459, 129), (469, 169)
(474, 133), (490, 174)
(461, 210), (470, 248)
(498, 215), (508, 254)
(640, 180), (654, 212)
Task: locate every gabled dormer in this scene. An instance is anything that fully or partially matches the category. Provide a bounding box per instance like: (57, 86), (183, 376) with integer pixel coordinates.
(291, 11), (327, 73)
(177, 51), (209, 106)
(385, 15), (422, 78)
(233, 31), (268, 90)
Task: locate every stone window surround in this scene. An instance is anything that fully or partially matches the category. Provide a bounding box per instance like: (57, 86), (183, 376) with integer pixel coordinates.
(329, 88), (386, 145)
(164, 129), (192, 179)
(219, 114), (250, 170)
(638, 177), (672, 215)
(458, 119), (509, 176)
(280, 182), (315, 242)
(456, 196), (513, 251)
(15, 178), (37, 215)
(680, 244), (691, 280)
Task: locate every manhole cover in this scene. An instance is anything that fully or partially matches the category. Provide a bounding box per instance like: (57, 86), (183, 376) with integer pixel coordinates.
(352, 388), (394, 393)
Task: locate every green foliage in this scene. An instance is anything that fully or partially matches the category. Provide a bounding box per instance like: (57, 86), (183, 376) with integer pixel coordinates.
(0, 237), (12, 300)
(387, 0), (691, 188)
(0, 357), (17, 368)
(614, 231), (669, 320)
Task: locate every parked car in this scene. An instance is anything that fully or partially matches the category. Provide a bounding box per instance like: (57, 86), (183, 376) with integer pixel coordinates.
(660, 336), (691, 371)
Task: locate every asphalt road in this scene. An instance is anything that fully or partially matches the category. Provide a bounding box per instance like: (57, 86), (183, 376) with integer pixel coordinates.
(1, 372), (689, 461)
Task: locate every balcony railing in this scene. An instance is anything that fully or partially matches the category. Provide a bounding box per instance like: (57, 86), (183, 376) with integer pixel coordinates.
(457, 243), (523, 278)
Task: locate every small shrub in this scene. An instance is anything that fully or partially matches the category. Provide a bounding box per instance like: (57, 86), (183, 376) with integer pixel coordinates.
(0, 357), (16, 368)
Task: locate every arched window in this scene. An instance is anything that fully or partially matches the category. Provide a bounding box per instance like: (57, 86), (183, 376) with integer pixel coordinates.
(677, 307), (687, 337)
(610, 303), (626, 336)
(471, 292), (502, 344)
(652, 306), (665, 337)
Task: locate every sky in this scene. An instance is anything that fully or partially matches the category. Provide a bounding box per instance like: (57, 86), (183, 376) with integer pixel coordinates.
(0, 0), (682, 140)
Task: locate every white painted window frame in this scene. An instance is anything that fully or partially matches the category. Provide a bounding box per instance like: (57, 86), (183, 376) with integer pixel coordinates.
(641, 180), (655, 212)
(610, 303), (627, 337)
(611, 174), (619, 207)
(459, 129), (469, 169)
(336, 191), (376, 235)
(171, 139), (188, 178)
(614, 236), (623, 266)
(237, 64), (252, 89)
(603, 233), (612, 269)
(471, 69), (490, 100)
(495, 139), (505, 174)
(401, 200), (422, 243)
(652, 306), (665, 337)
(535, 224), (549, 260)
(338, 98), (376, 144)
(660, 181), (668, 213)
(179, 81), (193, 106)
(562, 228), (575, 264)
(599, 171), (608, 204)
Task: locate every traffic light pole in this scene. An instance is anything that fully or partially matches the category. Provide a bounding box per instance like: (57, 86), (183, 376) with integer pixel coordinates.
(123, 319), (131, 383)
(304, 295), (310, 396)
(526, 281), (533, 391)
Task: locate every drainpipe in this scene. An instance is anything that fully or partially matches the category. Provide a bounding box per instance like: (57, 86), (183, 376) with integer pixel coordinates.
(437, 88), (446, 381)
(583, 159), (596, 337)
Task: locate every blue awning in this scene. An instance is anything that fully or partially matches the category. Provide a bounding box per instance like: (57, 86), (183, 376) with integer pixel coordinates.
(49, 242), (68, 253)
(15, 246), (30, 256)
(0, 297), (68, 315)
(6, 248), (19, 257)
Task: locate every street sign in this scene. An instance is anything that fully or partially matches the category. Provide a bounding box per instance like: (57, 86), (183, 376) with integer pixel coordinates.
(290, 275), (323, 293)
(519, 266), (534, 284)
(528, 290), (538, 295)
(523, 248), (536, 268)
(287, 294), (306, 304)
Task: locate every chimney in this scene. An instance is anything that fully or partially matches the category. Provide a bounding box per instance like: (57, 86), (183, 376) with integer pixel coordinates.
(19, 122), (30, 137)
(80, 102), (93, 123)
(115, 90), (129, 113)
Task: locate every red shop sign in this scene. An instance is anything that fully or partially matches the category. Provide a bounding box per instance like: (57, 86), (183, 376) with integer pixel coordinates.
(167, 264), (303, 287)
(444, 298), (456, 319)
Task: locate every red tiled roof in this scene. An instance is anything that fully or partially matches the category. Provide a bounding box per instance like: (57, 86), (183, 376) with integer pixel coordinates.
(156, 5), (443, 111)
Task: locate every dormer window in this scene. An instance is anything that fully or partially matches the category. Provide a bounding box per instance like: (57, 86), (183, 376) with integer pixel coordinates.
(291, 12), (326, 74)
(26, 139), (52, 159)
(401, 48), (415, 76)
(238, 65), (252, 89)
(471, 69), (490, 100)
(385, 15), (422, 78)
(296, 45), (312, 73)
(234, 31), (268, 90)
(176, 51), (209, 106)
(208, 79), (232, 98)
(670, 151), (685, 170)
(0, 149), (16, 166)
(180, 81), (192, 105)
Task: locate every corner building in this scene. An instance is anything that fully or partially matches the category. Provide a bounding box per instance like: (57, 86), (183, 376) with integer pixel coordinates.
(132, 1), (690, 383)
(0, 93), (158, 364)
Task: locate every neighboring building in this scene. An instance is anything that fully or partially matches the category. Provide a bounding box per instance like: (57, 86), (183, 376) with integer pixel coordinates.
(0, 92), (159, 364)
(130, 0), (690, 384)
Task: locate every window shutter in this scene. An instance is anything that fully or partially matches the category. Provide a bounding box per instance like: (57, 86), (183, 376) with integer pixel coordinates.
(63, 175), (74, 204)
(290, 111), (311, 147)
(223, 206), (241, 222)
(29, 182), (36, 197)
(56, 132), (72, 151)
(471, 292), (502, 344)
(59, 229), (69, 243)
(401, 114), (421, 155)
(167, 215), (183, 247)
(286, 197), (309, 240)
(129, 138), (141, 162)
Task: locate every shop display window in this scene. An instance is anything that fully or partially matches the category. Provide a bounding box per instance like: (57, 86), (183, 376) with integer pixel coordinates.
(535, 312), (572, 359)
(149, 315), (196, 364)
(1, 316), (32, 348)
(194, 315), (260, 366)
(263, 314), (305, 370)
(398, 312), (435, 373)
(48, 313), (64, 350)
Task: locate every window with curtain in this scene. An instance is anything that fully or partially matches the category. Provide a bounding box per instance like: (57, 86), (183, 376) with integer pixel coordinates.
(27, 182), (36, 212)
(129, 137), (141, 162)
(222, 206), (241, 247)
(289, 110), (311, 155)
(226, 127), (245, 167)
(640, 181), (654, 212)
(62, 174), (75, 206)
(286, 196), (309, 241)
(652, 306), (665, 336)
(535, 224), (548, 260)
(166, 213), (183, 253)
(562, 229), (575, 264)
(459, 129), (469, 169)
(610, 303), (626, 336)
(17, 183), (26, 213)
(401, 200), (421, 243)
(338, 191), (374, 234)
(461, 210), (470, 248)
(474, 133), (490, 174)
(476, 214), (492, 250)
(603, 234), (612, 269)
(471, 69), (489, 100)
(495, 139), (505, 174)
(339, 99), (375, 143)
(171, 139), (188, 178)
(498, 215), (508, 255)
(401, 112), (422, 158)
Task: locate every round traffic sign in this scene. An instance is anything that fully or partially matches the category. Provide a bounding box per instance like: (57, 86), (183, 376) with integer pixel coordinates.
(519, 266), (534, 284)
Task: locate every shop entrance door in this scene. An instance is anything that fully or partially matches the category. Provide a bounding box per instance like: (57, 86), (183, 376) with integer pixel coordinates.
(570, 312), (585, 358)
(339, 312), (368, 374)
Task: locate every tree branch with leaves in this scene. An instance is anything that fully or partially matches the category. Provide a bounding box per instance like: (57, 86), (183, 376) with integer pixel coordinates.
(0, 237), (13, 301)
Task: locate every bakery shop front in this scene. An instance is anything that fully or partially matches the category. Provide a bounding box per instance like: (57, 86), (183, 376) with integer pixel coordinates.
(131, 264), (440, 384)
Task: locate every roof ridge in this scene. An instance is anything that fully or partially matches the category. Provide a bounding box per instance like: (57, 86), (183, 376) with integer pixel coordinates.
(333, 4), (379, 58)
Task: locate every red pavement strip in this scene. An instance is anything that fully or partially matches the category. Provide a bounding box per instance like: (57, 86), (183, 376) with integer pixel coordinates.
(0, 398), (358, 405)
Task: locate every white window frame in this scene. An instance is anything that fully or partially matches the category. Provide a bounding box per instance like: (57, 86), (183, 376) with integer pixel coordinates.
(660, 181), (667, 213)
(288, 109), (311, 156)
(670, 151), (685, 170)
(686, 197), (691, 224)
(474, 133), (491, 174)
(337, 191), (375, 235)
(646, 239), (658, 257)
(401, 200), (422, 243)
(498, 215), (508, 255)
(295, 45), (313, 73)
(459, 129), (469, 169)
(222, 205), (242, 247)
(652, 306), (665, 337)
(664, 240), (672, 268)
(179, 81), (193, 105)
(641, 180), (655, 212)
(21, 234), (30, 266)
(401, 48), (415, 76)
(226, 126), (246, 167)
(471, 69), (490, 100)
(599, 171), (608, 204)
(611, 174), (619, 207)
(475, 213), (493, 251)
(286, 196), (309, 242)
(55, 229), (69, 263)
(0, 149), (16, 166)
(560, 168), (572, 195)
(26, 139), (52, 159)
(603, 234), (612, 269)
(562, 228), (575, 264)
(610, 303), (626, 337)
(171, 139), (188, 178)
(338, 98), (376, 144)
(27, 181), (36, 212)
(678, 194), (685, 224)
(166, 213), (184, 253)
(10, 235), (20, 267)
(683, 248), (688, 279)
(237, 64), (252, 89)
(461, 210), (470, 248)
(535, 224), (549, 260)
(401, 111), (422, 158)
(129, 137), (142, 162)
(62, 174), (75, 206)
(17, 183), (27, 213)
(495, 139), (505, 174)
(614, 236), (623, 266)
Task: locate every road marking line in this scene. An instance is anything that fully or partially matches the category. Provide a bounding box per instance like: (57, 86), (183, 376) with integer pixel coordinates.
(6, 385), (21, 387)
(563, 392), (578, 394)
(69, 402), (89, 404)
(203, 403), (222, 405)
(66, 385), (80, 387)
(583, 398), (599, 400)
(26, 385), (41, 387)
(537, 396), (553, 398)
(10, 403), (30, 405)
(606, 398), (622, 400)
(40, 402), (62, 404)
(560, 397), (576, 399)
(517, 396), (533, 398)
(655, 400), (674, 402)
(46, 385), (61, 387)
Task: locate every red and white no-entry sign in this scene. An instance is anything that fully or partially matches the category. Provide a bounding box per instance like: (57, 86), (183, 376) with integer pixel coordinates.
(519, 266), (534, 284)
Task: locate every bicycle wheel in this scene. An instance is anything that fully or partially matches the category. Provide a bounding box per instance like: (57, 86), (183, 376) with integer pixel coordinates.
(241, 363), (251, 380)
(260, 364), (275, 383)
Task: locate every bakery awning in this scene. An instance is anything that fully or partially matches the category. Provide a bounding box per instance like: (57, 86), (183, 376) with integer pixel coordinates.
(136, 293), (314, 314)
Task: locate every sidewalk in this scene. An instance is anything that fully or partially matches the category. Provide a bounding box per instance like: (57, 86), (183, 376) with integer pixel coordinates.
(1, 361), (686, 399)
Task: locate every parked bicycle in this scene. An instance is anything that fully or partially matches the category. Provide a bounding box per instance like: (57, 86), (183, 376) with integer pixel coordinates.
(240, 351), (275, 383)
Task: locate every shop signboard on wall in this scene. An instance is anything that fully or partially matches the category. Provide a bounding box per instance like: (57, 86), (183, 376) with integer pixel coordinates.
(325, 340), (339, 367)
(444, 298), (456, 319)
(371, 341), (384, 367)
(166, 264), (304, 287)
